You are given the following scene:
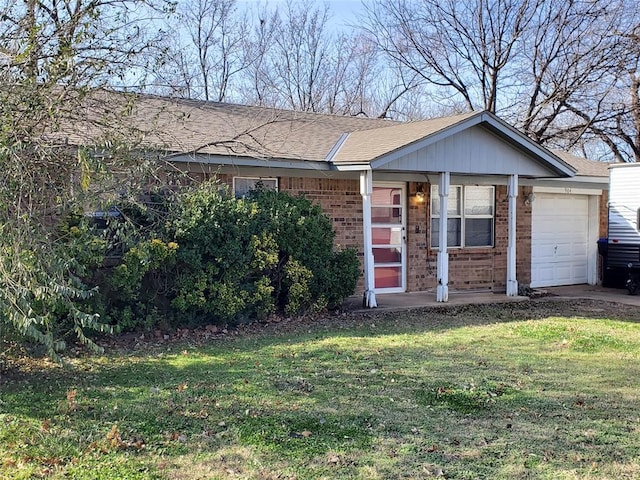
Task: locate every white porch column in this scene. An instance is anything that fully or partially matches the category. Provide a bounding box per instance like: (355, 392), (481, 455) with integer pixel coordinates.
(360, 170), (377, 308)
(437, 172), (450, 302)
(507, 174), (519, 296)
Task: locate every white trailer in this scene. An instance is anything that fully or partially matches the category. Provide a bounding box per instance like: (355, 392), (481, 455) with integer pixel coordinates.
(603, 163), (640, 286)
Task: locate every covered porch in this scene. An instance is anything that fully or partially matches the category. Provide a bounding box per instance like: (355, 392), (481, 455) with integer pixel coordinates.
(328, 111), (576, 307)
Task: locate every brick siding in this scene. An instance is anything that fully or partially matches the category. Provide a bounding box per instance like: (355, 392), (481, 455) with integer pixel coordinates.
(407, 183), (532, 292)
(598, 190), (609, 283)
(182, 169), (538, 294)
(599, 190), (608, 238)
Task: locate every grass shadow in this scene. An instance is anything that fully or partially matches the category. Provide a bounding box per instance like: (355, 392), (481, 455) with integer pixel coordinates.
(2, 298), (640, 478)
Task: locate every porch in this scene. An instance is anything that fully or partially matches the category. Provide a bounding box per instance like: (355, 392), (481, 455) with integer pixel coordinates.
(342, 284), (640, 312)
(342, 289), (529, 312)
(335, 112), (576, 308)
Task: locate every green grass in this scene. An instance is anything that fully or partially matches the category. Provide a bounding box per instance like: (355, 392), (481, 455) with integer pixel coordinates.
(2, 299), (640, 479)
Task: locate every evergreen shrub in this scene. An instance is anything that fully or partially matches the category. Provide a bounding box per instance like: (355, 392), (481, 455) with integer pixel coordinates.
(103, 181), (360, 329)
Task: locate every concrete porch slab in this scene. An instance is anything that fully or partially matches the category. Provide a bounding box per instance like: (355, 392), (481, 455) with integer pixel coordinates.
(343, 290), (529, 312)
(343, 284), (640, 312)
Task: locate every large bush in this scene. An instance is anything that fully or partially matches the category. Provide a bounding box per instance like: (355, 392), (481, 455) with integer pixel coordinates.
(104, 182), (360, 329)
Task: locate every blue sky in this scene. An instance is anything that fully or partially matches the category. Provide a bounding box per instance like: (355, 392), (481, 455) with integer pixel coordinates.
(324, 0), (365, 28)
(237, 0), (366, 31)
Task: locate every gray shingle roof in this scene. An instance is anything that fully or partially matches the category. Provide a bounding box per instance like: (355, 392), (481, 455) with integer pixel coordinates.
(552, 150), (609, 178)
(331, 111), (480, 164)
(60, 92), (607, 177)
(130, 95), (393, 162)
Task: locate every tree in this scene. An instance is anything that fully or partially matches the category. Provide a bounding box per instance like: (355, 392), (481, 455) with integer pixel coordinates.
(152, 0), (251, 101)
(238, 4), (280, 107)
(148, 0), (411, 118)
(362, 0), (540, 113)
(559, 27), (640, 163)
(0, 0), (172, 357)
(241, 0), (399, 117)
(253, 0), (336, 112)
(515, 0), (634, 148)
(363, 0), (639, 159)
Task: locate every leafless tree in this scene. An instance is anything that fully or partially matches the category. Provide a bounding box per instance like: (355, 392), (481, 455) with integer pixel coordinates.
(263, 0), (334, 112)
(236, 4), (280, 107)
(149, 0), (413, 118)
(362, 0), (540, 113)
(362, 0), (640, 160)
(150, 0), (250, 101)
(514, 0), (633, 147)
(579, 31), (640, 163)
(240, 1), (393, 117)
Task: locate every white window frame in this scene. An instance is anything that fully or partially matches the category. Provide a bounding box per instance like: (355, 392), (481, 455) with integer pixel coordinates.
(233, 176), (278, 198)
(431, 185), (495, 248)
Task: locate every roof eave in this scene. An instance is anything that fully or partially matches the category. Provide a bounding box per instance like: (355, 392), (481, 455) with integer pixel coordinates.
(332, 162), (377, 171)
(168, 153), (332, 171)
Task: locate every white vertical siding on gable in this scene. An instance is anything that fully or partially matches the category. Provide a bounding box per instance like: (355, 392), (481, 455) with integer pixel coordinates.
(376, 126), (555, 177)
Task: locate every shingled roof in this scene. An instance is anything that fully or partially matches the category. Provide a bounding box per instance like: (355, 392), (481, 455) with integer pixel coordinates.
(128, 95), (394, 162)
(61, 92), (607, 177)
(552, 150), (609, 178)
(330, 111), (479, 165)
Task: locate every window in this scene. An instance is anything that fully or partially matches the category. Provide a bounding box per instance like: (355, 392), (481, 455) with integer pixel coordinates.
(233, 177), (278, 198)
(431, 185), (494, 248)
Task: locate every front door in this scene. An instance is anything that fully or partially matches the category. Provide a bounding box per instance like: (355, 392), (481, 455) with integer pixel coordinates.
(371, 183), (406, 293)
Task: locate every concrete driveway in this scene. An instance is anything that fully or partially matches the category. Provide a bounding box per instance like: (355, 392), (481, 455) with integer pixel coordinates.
(544, 284), (640, 307)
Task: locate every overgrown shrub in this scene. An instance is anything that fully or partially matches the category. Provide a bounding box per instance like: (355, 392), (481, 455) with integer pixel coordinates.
(102, 181), (360, 330)
(0, 214), (112, 358)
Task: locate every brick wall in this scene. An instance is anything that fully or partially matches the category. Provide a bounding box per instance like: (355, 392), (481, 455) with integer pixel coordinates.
(599, 190), (608, 238)
(598, 190), (609, 283)
(277, 177), (363, 251)
(517, 186), (533, 286)
(406, 182), (433, 291)
(407, 183), (533, 292)
(185, 170), (534, 294)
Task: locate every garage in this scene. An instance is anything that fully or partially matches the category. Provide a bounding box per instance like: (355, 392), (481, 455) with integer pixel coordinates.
(531, 192), (591, 287)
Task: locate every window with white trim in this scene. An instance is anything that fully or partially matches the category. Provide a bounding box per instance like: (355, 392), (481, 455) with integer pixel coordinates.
(431, 185), (495, 248)
(233, 177), (278, 198)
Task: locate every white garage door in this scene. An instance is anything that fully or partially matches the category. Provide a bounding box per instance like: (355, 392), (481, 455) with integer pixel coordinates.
(531, 193), (589, 287)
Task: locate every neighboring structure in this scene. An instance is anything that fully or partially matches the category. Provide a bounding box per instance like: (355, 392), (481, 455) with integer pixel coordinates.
(601, 163), (640, 286)
(103, 95), (610, 306)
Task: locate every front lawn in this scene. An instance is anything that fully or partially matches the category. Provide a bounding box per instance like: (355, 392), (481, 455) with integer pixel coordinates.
(2, 299), (640, 479)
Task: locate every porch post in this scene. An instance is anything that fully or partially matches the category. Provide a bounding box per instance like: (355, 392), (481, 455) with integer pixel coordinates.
(437, 172), (450, 302)
(507, 174), (518, 296)
(360, 169), (377, 308)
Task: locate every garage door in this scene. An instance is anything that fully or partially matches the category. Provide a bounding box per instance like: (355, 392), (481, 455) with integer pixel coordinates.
(531, 193), (589, 287)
